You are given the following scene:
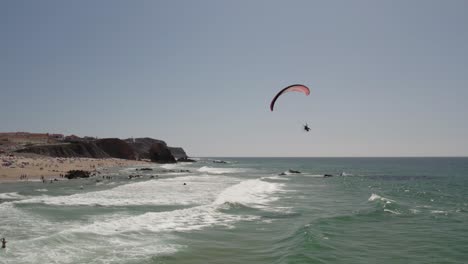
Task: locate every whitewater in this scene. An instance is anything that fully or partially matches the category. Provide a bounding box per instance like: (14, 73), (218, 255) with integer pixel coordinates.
(0, 157), (467, 263)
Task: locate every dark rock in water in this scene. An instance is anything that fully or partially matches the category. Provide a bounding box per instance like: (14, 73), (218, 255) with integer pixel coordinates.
(323, 174), (334, 178)
(213, 160), (227, 164)
(161, 169), (191, 173)
(149, 143), (176, 163)
(137, 168), (153, 171)
(65, 170), (91, 179)
(177, 157), (196, 162)
(279, 170), (301, 175)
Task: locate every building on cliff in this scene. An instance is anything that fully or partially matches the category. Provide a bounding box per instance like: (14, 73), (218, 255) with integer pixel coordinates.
(0, 132), (51, 145)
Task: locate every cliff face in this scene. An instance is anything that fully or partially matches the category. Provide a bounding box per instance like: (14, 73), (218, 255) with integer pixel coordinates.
(95, 138), (136, 160)
(124, 138), (166, 160)
(125, 138), (182, 163)
(17, 137), (187, 164)
(16, 142), (110, 158)
(168, 147), (188, 159)
(149, 143), (176, 163)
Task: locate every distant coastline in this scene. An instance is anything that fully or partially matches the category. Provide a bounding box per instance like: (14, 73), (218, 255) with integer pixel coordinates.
(0, 132), (192, 182)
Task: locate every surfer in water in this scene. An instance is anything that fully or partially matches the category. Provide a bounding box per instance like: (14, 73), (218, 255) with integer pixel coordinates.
(1, 238), (6, 249)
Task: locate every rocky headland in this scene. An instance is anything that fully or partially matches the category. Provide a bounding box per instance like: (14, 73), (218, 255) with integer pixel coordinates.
(16, 137), (190, 164)
(0, 134), (193, 182)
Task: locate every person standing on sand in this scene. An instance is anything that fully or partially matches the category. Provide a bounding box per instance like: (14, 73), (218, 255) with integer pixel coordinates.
(1, 238), (6, 249)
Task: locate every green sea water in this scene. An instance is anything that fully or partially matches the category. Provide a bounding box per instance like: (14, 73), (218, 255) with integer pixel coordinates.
(0, 158), (467, 263)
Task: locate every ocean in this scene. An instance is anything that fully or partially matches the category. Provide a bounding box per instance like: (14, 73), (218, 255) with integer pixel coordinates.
(0, 157), (467, 264)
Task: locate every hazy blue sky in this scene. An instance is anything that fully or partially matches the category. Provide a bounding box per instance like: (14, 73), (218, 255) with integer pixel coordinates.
(1, 0), (467, 157)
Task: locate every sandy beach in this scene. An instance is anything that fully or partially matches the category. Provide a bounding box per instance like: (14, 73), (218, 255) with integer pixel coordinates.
(0, 153), (152, 182)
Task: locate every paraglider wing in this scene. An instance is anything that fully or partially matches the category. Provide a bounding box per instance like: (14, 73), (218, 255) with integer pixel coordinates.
(270, 84), (310, 111)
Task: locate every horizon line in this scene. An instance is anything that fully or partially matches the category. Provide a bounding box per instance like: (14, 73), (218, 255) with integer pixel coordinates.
(194, 156), (468, 158)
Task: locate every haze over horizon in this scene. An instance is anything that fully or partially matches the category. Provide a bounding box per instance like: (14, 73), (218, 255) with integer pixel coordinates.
(1, 0), (467, 157)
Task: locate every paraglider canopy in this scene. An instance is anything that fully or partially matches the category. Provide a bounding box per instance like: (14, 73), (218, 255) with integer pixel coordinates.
(270, 84), (310, 111)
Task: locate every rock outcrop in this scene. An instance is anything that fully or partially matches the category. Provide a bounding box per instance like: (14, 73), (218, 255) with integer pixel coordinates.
(177, 157), (196, 162)
(125, 138), (185, 163)
(17, 137), (186, 164)
(65, 170), (91, 179)
(16, 142), (110, 158)
(149, 143), (176, 163)
(168, 147), (188, 160)
(124, 138), (166, 160)
(95, 138), (136, 160)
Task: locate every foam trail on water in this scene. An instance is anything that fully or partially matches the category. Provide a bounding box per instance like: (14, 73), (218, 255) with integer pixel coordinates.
(384, 209), (401, 215)
(368, 193), (395, 204)
(198, 166), (246, 174)
(17, 175), (238, 207)
(214, 179), (283, 208)
(4, 230), (179, 264)
(0, 192), (29, 200)
(301, 174), (327, 178)
(160, 163), (182, 170)
(2, 169), (285, 263)
(71, 205), (257, 236)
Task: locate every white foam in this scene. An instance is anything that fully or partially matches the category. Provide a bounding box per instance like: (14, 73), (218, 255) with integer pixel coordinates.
(0, 192), (28, 200)
(1, 203), (254, 262)
(0, 174), (287, 263)
(302, 174), (326, 178)
(119, 167), (139, 172)
(160, 163), (180, 170)
(0, 203), (68, 241)
(62, 177), (282, 236)
(72, 204), (256, 236)
(4, 228), (179, 264)
(368, 193), (395, 204)
(198, 166), (245, 174)
(214, 179), (283, 208)
(17, 175), (238, 207)
(383, 209), (401, 215)
(35, 189), (48, 192)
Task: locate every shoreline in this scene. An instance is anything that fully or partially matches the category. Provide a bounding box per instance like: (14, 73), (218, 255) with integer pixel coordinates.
(0, 153), (152, 183)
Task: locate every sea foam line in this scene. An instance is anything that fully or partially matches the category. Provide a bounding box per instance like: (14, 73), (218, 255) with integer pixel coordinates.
(0, 192), (29, 200)
(368, 193), (395, 204)
(197, 166), (246, 174)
